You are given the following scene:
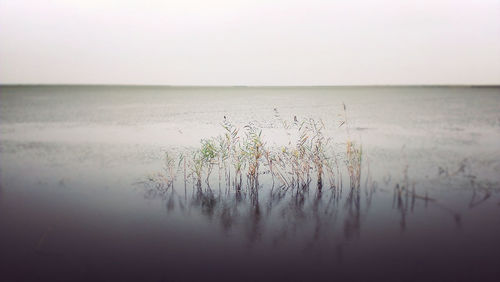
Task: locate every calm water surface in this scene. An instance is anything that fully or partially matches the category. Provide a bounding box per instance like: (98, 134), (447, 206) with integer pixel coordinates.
(1, 86), (499, 281)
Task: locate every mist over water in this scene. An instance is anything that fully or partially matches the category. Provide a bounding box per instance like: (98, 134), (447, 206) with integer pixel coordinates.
(1, 86), (499, 281)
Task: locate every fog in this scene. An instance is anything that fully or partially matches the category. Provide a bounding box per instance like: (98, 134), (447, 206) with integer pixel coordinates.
(1, 0), (499, 85)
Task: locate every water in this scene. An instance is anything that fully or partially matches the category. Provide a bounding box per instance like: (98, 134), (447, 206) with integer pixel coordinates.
(1, 86), (499, 281)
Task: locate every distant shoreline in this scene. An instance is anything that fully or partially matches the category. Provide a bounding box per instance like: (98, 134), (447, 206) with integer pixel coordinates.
(1, 84), (499, 88)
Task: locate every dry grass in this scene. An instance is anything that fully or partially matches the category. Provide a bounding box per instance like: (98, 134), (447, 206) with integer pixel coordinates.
(153, 107), (365, 193)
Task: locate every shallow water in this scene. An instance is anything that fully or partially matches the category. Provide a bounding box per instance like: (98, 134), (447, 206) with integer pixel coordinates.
(1, 86), (499, 281)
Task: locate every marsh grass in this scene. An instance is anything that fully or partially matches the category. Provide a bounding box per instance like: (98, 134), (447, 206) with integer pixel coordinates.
(152, 107), (366, 195)
(140, 107), (499, 247)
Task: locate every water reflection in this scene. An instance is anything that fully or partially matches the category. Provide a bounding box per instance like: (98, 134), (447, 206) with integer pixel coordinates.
(141, 167), (498, 252)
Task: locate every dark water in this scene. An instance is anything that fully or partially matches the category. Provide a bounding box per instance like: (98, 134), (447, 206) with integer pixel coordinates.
(0, 86), (499, 281)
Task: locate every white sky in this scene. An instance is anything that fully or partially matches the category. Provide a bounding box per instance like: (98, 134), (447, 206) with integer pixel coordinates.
(1, 0), (499, 85)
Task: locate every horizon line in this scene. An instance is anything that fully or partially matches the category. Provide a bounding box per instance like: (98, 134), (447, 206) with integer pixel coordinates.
(1, 83), (499, 88)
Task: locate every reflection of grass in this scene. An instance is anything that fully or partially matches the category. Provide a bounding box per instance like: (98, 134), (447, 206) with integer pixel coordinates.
(159, 107), (363, 191)
(140, 107), (499, 248)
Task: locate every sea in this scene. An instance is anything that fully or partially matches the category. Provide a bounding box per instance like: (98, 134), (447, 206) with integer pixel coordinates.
(1, 85), (499, 281)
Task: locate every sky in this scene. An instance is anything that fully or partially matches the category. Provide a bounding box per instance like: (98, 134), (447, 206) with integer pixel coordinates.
(0, 0), (499, 85)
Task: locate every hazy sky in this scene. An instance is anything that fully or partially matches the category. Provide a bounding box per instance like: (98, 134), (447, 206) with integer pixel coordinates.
(1, 0), (499, 85)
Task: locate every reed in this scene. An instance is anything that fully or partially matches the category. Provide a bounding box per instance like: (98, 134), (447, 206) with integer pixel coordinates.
(160, 108), (362, 193)
(346, 141), (362, 189)
(242, 123), (263, 188)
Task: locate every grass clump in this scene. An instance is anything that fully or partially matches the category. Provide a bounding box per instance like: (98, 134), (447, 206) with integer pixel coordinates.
(158, 107), (363, 193)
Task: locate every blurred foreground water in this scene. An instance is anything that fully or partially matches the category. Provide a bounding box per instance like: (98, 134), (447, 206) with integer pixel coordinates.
(1, 86), (499, 281)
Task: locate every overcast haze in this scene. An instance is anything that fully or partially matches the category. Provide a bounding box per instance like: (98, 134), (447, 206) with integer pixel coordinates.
(1, 0), (499, 86)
